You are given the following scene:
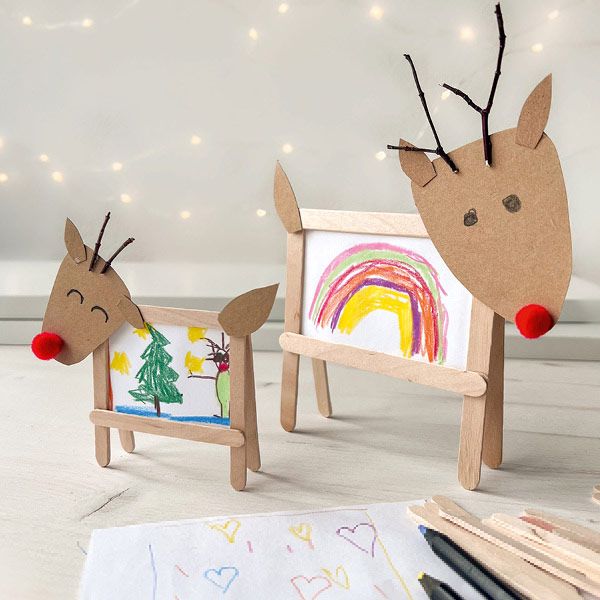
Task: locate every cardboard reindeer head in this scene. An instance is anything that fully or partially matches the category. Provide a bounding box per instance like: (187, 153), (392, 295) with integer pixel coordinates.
(32, 214), (144, 365)
(389, 4), (571, 339)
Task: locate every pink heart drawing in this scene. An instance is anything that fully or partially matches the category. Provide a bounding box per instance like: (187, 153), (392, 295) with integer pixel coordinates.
(290, 575), (332, 600)
(336, 522), (377, 557)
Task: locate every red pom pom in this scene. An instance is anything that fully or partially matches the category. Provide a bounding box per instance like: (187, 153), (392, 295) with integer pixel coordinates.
(515, 304), (554, 339)
(31, 332), (64, 360)
(218, 362), (229, 372)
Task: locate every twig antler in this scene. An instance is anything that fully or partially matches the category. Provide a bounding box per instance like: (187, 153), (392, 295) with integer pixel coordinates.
(387, 54), (458, 173)
(441, 3), (506, 166)
(89, 212), (111, 271)
(101, 238), (135, 273)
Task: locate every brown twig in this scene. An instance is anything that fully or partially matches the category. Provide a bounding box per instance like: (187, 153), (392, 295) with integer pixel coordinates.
(101, 237), (134, 273)
(89, 212), (111, 272)
(398, 54), (458, 173)
(441, 3), (505, 165)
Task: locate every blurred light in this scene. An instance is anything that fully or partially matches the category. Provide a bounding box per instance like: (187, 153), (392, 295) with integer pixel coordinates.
(256, 208), (267, 217)
(548, 9), (559, 20)
(531, 42), (544, 53)
(282, 143), (294, 154)
(459, 26), (475, 41)
(248, 28), (258, 41)
(22, 16), (32, 26)
(111, 161), (123, 171)
(278, 3), (289, 14)
(0, 173), (8, 183)
(375, 151), (386, 161)
(0, 138), (4, 148)
(416, 129), (425, 140)
(190, 134), (202, 145)
(39, 153), (49, 162)
(369, 6), (383, 20)
(120, 193), (132, 204)
(81, 18), (93, 28)
(441, 89), (451, 100)
(180, 210), (191, 220)
(51, 171), (64, 183)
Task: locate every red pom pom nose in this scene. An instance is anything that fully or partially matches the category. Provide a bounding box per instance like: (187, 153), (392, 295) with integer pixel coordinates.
(31, 332), (64, 360)
(515, 304), (554, 339)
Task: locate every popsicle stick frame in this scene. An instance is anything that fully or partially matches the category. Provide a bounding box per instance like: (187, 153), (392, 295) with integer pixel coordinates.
(90, 286), (277, 491)
(274, 162), (504, 490)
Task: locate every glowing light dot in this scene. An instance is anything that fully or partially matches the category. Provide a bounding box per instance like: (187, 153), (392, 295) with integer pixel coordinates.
(190, 135), (202, 145)
(111, 161), (123, 171)
(375, 151), (386, 161)
(459, 26), (475, 41)
(22, 16), (32, 26)
(278, 3), (289, 14)
(548, 9), (559, 20)
(39, 154), (49, 162)
(248, 28), (258, 41)
(120, 193), (132, 204)
(180, 210), (191, 220)
(282, 143), (294, 154)
(531, 43), (544, 53)
(51, 171), (64, 183)
(441, 89), (451, 100)
(0, 138), (4, 148)
(0, 173), (8, 183)
(369, 6), (383, 20)
(256, 208), (267, 217)
(81, 18), (93, 28)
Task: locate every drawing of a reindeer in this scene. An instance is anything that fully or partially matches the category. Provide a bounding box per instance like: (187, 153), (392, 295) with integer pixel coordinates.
(388, 3), (571, 339)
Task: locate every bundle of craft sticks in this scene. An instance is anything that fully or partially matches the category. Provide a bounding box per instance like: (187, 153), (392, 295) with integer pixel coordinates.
(408, 496), (600, 600)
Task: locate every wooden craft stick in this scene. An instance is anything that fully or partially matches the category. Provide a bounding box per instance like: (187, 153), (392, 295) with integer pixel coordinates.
(407, 502), (581, 600)
(138, 305), (221, 329)
(594, 493), (600, 507)
(432, 496), (600, 595)
(228, 336), (247, 491)
(92, 342), (111, 467)
(312, 358), (332, 418)
(524, 509), (600, 549)
(244, 336), (261, 472)
(118, 430), (135, 453)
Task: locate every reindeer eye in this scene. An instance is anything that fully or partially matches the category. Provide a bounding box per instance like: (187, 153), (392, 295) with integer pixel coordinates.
(67, 288), (84, 303)
(502, 194), (521, 213)
(463, 208), (478, 227)
(91, 305), (109, 322)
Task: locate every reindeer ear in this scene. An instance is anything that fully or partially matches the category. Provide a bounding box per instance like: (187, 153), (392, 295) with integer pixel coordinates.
(118, 296), (145, 330)
(398, 139), (437, 187)
(218, 284), (278, 337)
(516, 74), (552, 149)
(64, 218), (87, 264)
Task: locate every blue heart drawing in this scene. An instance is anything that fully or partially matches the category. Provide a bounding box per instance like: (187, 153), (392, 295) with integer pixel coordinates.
(204, 566), (239, 594)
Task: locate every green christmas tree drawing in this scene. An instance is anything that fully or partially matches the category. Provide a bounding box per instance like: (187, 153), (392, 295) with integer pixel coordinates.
(129, 324), (183, 417)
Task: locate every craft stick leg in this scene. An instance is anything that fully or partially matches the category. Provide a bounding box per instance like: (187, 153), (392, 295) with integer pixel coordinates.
(118, 429), (135, 453)
(483, 314), (505, 469)
(312, 358), (332, 418)
(95, 425), (111, 467)
(244, 336), (260, 472)
(280, 351), (300, 432)
(92, 342), (111, 467)
(458, 395), (487, 490)
(229, 337), (247, 491)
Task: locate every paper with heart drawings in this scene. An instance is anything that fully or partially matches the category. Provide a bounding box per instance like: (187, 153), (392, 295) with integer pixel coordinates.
(80, 500), (485, 599)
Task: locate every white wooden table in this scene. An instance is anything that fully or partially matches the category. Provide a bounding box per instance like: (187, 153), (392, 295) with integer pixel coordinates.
(1, 346), (598, 598)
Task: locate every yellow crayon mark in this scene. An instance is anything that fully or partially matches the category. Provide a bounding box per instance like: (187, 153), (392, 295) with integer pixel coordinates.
(110, 352), (131, 375)
(209, 519), (241, 544)
(185, 351), (205, 374)
(188, 327), (207, 343)
(132, 323), (151, 340)
(321, 565), (350, 589)
(289, 523), (312, 543)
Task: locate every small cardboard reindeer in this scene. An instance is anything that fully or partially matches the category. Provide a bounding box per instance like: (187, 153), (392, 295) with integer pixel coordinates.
(388, 3), (571, 338)
(32, 214), (277, 490)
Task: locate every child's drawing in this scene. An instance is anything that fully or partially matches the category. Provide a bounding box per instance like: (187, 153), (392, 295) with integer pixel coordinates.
(108, 323), (231, 426)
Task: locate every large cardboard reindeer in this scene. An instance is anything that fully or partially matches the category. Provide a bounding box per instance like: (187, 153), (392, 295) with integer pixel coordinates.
(32, 214), (277, 490)
(388, 3), (571, 338)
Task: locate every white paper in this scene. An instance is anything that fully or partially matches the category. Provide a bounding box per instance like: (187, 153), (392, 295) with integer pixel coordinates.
(80, 500), (486, 599)
(302, 230), (473, 370)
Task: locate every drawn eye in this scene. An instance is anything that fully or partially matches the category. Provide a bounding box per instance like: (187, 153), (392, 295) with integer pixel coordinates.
(67, 288), (84, 303)
(463, 208), (478, 227)
(502, 194), (521, 213)
(91, 305), (109, 323)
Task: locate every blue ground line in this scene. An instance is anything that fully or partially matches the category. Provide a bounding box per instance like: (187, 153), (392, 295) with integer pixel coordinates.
(114, 405), (230, 426)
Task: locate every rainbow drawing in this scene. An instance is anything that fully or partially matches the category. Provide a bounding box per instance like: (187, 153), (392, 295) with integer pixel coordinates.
(309, 243), (448, 363)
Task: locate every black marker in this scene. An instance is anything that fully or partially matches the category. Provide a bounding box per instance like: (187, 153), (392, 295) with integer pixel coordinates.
(419, 526), (520, 600)
(418, 572), (465, 600)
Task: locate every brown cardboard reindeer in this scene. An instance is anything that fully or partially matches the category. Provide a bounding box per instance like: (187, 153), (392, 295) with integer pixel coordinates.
(388, 3), (571, 339)
(32, 214), (277, 490)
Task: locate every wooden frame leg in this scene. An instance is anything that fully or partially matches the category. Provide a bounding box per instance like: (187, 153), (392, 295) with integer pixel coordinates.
(118, 430), (135, 453)
(229, 337), (247, 491)
(312, 358), (332, 418)
(458, 395), (487, 490)
(483, 314), (505, 469)
(280, 351), (300, 432)
(244, 337), (260, 472)
(95, 425), (111, 467)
